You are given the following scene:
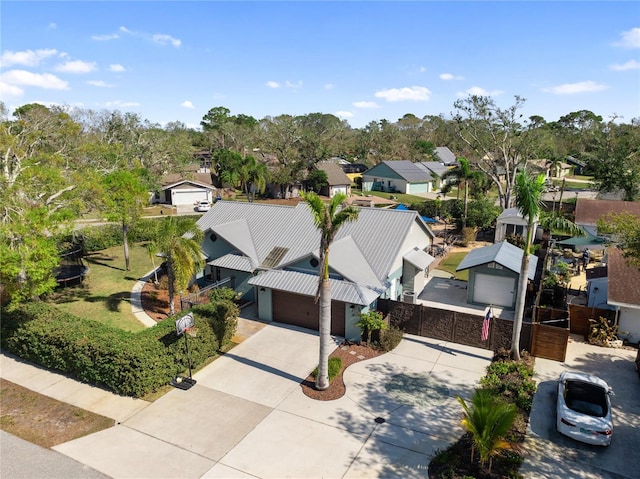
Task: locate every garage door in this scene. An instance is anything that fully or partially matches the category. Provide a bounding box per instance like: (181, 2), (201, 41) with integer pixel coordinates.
(171, 189), (209, 206)
(472, 273), (515, 308)
(272, 290), (345, 336)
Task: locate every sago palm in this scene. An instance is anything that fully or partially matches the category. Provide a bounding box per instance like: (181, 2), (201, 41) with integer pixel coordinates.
(152, 217), (204, 316)
(303, 191), (359, 390)
(457, 389), (518, 473)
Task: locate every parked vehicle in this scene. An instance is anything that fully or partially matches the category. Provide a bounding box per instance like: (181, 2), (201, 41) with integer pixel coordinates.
(196, 200), (211, 212)
(556, 371), (614, 446)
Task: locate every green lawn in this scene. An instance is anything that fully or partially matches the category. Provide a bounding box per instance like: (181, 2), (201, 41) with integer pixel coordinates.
(434, 251), (469, 281)
(47, 243), (154, 332)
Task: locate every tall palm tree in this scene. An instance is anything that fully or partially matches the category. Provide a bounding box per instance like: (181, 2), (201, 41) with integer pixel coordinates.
(441, 157), (485, 228)
(303, 191), (359, 390)
(152, 217), (204, 316)
(457, 389), (517, 473)
(511, 171), (545, 360)
(239, 155), (269, 202)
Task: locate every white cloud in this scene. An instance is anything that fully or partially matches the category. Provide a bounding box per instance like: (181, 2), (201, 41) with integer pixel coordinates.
(87, 80), (114, 88)
(105, 100), (141, 108)
(1, 48), (59, 67)
(542, 81), (609, 95)
(110, 64), (126, 72)
(119, 26), (134, 34)
(0, 81), (24, 98)
(266, 81), (281, 88)
(610, 59), (640, 71)
(324, 83), (334, 90)
(55, 60), (97, 74)
(48, 23), (57, 30)
(1, 70), (69, 89)
(336, 111), (353, 118)
(181, 100), (195, 109)
(285, 80), (302, 89)
(613, 27), (640, 48)
(374, 86), (431, 102)
(458, 86), (504, 97)
(92, 33), (119, 41)
(152, 34), (181, 47)
(353, 101), (379, 108)
(440, 73), (464, 81)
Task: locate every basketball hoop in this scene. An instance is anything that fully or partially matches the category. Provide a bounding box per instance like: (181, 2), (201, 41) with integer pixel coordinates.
(186, 327), (198, 338)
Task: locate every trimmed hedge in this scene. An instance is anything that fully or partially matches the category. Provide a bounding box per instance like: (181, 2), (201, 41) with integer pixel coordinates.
(75, 219), (162, 252)
(1, 302), (231, 398)
(192, 301), (239, 348)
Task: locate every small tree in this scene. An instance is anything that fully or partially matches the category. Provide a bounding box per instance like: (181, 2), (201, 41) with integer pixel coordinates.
(356, 310), (387, 345)
(457, 389), (517, 473)
(307, 169), (328, 194)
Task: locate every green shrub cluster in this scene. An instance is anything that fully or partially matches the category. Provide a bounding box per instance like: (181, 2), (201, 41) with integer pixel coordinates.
(74, 219), (161, 252)
(192, 300), (239, 348)
(479, 351), (537, 412)
(378, 326), (404, 352)
(0, 302), (234, 398)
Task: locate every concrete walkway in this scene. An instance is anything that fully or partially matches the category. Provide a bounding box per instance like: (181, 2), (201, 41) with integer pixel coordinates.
(1, 322), (494, 479)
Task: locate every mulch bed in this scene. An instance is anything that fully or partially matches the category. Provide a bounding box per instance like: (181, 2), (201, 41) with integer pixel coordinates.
(300, 342), (384, 401)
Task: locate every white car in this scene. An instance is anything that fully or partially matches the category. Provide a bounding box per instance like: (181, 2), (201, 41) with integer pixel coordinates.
(196, 200), (211, 212)
(556, 371), (614, 446)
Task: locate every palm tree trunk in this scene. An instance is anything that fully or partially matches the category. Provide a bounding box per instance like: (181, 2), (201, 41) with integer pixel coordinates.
(511, 227), (533, 360)
(167, 255), (176, 316)
(316, 278), (331, 390)
(123, 222), (130, 271)
(463, 180), (469, 228)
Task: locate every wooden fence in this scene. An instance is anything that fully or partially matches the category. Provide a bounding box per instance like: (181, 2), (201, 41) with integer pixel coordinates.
(568, 304), (616, 339)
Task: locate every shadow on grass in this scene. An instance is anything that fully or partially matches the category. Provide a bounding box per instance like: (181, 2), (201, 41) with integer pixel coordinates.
(85, 254), (125, 271)
(84, 292), (131, 312)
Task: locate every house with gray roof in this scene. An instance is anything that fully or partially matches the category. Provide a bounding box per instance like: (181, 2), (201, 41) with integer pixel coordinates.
(434, 146), (457, 166)
(456, 240), (538, 309)
(362, 160), (434, 194)
(417, 161), (450, 190)
(315, 161), (352, 198)
(153, 167), (217, 207)
(197, 201), (435, 340)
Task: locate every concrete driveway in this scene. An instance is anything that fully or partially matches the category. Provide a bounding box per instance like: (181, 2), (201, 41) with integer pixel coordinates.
(51, 324), (493, 479)
(520, 336), (639, 479)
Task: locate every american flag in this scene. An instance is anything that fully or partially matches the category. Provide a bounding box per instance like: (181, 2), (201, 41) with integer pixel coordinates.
(481, 307), (492, 341)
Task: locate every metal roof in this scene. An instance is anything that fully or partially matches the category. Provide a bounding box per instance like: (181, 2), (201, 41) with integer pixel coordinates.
(197, 201), (434, 285)
(417, 161), (448, 178)
(434, 147), (457, 165)
(456, 240), (538, 280)
(404, 248), (435, 270)
(382, 160), (432, 182)
(207, 254), (254, 272)
(248, 270), (381, 305)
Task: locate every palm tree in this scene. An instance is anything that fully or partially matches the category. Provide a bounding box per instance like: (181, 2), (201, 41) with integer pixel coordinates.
(303, 191), (359, 390)
(152, 217), (204, 316)
(239, 155), (269, 202)
(457, 389), (517, 473)
(511, 171), (545, 360)
(441, 157), (485, 228)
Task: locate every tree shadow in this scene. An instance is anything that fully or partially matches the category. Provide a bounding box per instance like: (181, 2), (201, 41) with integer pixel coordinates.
(84, 254), (125, 271)
(84, 292), (131, 312)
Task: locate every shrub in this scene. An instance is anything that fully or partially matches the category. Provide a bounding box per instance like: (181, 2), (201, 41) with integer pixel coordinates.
(0, 302), (228, 398)
(192, 300), (239, 348)
(480, 353), (536, 412)
(378, 326), (403, 352)
(356, 310), (387, 344)
(207, 287), (241, 303)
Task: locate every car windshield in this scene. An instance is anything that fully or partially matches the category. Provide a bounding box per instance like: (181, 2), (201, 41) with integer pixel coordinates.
(564, 380), (608, 417)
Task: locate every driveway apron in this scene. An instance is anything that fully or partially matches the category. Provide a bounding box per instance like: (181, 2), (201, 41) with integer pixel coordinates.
(50, 326), (494, 479)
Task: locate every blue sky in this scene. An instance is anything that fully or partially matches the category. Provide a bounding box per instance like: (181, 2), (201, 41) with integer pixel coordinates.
(2, 1), (639, 129)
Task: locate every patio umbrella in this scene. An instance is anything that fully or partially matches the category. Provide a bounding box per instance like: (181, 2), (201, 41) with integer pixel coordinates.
(556, 227), (607, 250)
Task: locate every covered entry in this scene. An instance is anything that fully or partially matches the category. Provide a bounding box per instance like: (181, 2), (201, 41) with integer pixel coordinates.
(272, 290), (346, 337)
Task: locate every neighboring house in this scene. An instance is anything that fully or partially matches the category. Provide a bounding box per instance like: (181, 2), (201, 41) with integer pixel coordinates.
(153, 165), (217, 206)
(417, 162), (449, 190)
(586, 248), (640, 344)
(574, 199), (640, 237)
(341, 163), (368, 184)
(315, 161), (352, 198)
(362, 160), (434, 194)
(565, 155), (586, 175)
(456, 240), (538, 309)
(494, 207), (540, 243)
(433, 147), (457, 166)
(526, 159), (573, 178)
(196, 201), (435, 340)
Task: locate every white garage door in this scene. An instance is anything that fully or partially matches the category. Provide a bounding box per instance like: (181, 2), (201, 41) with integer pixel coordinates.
(473, 273), (515, 307)
(171, 189), (209, 206)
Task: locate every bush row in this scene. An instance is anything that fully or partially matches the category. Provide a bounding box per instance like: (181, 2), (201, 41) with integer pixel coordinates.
(70, 219), (162, 252)
(1, 301), (238, 398)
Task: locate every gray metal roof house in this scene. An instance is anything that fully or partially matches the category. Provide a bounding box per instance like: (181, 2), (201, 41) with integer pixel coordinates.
(361, 160), (434, 194)
(197, 201), (435, 340)
(456, 241), (538, 309)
